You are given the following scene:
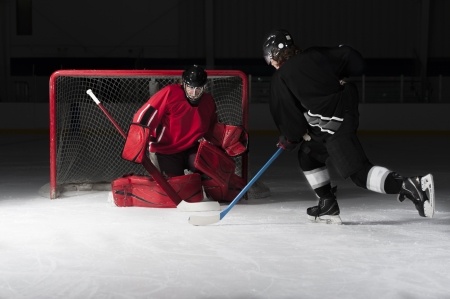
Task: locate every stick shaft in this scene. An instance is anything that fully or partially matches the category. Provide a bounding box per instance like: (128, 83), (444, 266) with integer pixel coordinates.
(87, 89), (183, 204)
(220, 147), (283, 219)
(189, 147), (283, 226)
(97, 104), (127, 139)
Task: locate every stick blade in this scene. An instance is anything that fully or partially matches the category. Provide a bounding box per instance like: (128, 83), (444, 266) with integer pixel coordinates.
(177, 200), (220, 212)
(188, 214), (221, 226)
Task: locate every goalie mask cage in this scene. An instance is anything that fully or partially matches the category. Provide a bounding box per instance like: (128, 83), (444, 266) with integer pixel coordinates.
(49, 69), (249, 199)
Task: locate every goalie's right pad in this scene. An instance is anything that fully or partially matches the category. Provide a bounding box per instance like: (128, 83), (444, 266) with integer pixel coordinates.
(121, 123), (150, 163)
(194, 139), (245, 202)
(111, 173), (203, 208)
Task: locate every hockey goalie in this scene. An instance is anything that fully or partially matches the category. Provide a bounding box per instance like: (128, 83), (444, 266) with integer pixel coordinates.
(111, 65), (248, 208)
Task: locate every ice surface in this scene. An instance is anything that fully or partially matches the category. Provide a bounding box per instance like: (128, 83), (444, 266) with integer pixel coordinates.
(1, 134), (449, 299)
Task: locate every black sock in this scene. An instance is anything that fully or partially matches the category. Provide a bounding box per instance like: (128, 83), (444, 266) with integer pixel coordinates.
(384, 172), (403, 194)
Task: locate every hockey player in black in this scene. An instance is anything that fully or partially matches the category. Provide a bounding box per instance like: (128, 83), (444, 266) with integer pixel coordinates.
(263, 29), (435, 224)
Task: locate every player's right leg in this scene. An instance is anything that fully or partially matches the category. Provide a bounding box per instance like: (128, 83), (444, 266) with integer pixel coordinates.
(306, 194), (342, 224)
(352, 164), (435, 218)
(350, 164), (435, 218)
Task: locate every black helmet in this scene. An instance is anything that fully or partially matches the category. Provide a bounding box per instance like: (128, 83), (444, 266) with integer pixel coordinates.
(262, 29), (294, 64)
(182, 65), (207, 87)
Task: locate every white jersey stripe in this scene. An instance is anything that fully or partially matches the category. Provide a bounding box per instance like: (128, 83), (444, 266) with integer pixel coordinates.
(146, 110), (157, 127)
(136, 103), (151, 123)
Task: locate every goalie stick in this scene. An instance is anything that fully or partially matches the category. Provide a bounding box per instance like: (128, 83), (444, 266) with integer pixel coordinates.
(86, 89), (220, 212)
(188, 147), (284, 226)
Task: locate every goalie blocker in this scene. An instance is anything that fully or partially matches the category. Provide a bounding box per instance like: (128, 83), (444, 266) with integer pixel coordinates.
(112, 123), (247, 207)
(121, 123), (151, 163)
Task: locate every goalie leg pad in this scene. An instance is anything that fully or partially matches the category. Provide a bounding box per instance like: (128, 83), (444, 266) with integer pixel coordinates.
(194, 140), (235, 188)
(111, 173), (203, 208)
(202, 178), (227, 203)
(202, 173), (245, 202)
(194, 140), (247, 202)
(226, 173), (246, 201)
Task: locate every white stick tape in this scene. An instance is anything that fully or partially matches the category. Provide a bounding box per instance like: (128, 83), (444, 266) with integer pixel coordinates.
(86, 89), (101, 105)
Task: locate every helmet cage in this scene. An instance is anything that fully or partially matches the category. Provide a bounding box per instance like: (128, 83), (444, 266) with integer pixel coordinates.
(183, 83), (205, 102)
(182, 65), (207, 103)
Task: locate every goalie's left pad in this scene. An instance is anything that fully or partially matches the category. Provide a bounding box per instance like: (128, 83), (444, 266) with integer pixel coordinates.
(202, 171), (245, 202)
(111, 173), (203, 208)
(195, 140), (235, 188)
(121, 123), (150, 163)
(206, 123), (248, 157)
(194, 139), (246, 202)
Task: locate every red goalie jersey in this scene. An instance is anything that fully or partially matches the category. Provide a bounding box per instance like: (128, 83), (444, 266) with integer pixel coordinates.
(133, 84), (217, 155)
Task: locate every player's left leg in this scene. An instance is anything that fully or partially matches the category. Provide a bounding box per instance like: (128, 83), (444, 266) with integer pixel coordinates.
(306, 194), (342, 224)
(298, 142), (342, 224)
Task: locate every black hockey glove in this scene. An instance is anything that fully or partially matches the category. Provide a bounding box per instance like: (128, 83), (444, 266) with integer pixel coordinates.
(277, 136), (299, 151)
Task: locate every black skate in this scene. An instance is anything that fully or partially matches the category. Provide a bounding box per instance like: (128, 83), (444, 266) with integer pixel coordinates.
(397, 174), (435, 218)
(307, 196), (342, 224)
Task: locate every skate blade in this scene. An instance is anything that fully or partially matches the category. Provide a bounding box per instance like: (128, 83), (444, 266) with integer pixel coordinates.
(308, 215), (342, 225)
(421, 174), (435, 218)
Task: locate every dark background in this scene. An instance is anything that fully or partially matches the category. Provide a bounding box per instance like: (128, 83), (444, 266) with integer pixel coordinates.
(1, 0), (450, 132)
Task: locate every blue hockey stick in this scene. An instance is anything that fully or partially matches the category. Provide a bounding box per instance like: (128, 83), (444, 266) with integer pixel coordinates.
(188, 147), (284, 226)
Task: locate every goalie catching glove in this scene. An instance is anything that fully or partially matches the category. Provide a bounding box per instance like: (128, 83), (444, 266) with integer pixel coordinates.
(121, 123), (151, 163)
(206, 123), (248, 157)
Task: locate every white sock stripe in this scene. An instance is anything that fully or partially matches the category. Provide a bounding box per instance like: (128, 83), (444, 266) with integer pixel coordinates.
(304, 167), (330, 189)
(367, 166), (391, 193)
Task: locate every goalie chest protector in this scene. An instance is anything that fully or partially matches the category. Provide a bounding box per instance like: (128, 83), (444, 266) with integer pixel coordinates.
(111, 173), (203, 208)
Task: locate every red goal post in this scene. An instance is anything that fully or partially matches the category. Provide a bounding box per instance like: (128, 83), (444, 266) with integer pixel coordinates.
(49, 69), (249, 199)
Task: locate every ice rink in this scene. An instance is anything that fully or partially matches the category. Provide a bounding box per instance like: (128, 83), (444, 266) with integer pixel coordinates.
(1, 133), (449, 299)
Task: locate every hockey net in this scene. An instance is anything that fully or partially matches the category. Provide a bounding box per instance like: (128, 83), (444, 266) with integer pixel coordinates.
(46, 69), (270, 200)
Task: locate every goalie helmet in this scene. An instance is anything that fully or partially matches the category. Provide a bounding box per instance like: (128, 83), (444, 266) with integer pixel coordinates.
(182, 65), (208, 103)
(262, 29), (294, 65)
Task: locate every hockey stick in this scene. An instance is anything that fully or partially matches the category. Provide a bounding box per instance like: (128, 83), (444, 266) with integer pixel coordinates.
(188, 147), (284, 226)
(86, 89), (220, 212)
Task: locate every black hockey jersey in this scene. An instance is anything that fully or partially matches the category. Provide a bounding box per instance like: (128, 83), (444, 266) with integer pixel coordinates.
(269, 45), (365, 141)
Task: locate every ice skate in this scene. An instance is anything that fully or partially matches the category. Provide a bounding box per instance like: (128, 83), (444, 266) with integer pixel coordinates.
(307, 196), (342, 225)
(397, 174), (435, 218)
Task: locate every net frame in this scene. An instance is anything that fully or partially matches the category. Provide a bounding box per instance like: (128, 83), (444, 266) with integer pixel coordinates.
(49, 69), (249, 199)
